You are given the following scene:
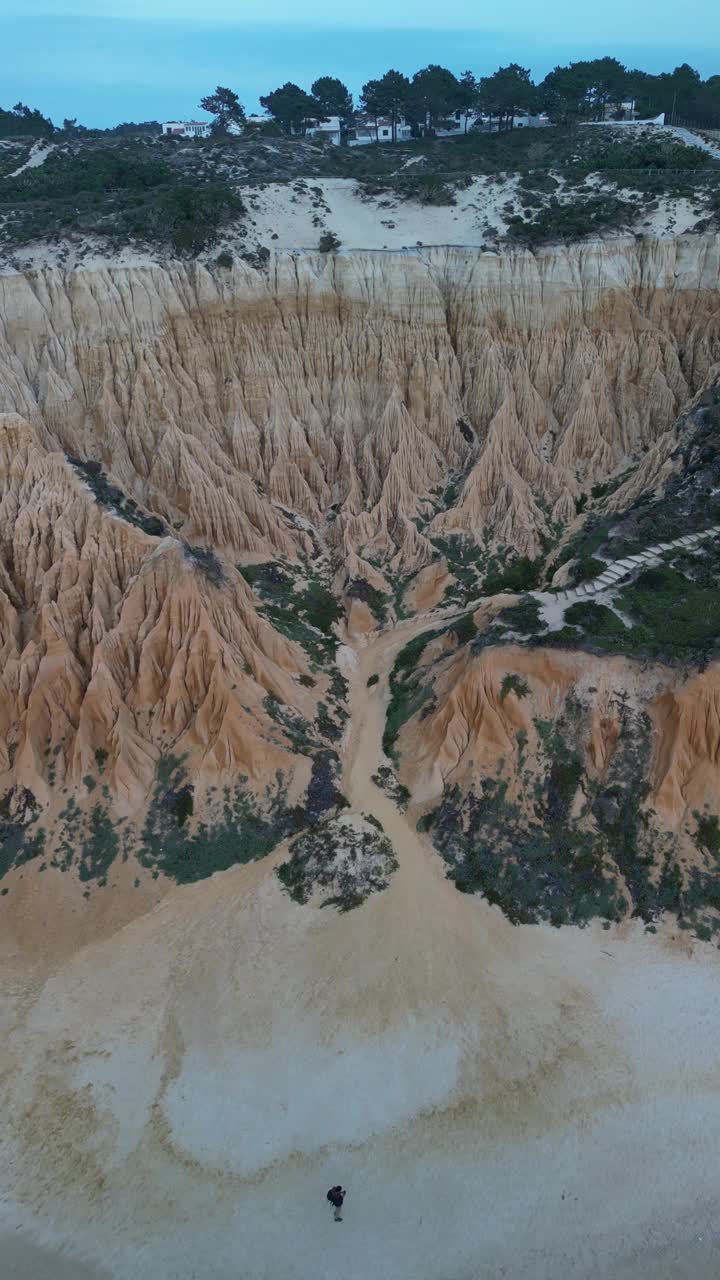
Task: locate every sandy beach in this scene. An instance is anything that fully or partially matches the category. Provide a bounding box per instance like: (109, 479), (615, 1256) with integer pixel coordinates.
(1, 620), (720, 1279)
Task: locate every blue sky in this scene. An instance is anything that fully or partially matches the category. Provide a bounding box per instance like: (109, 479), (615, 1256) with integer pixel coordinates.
(4, 1), (719, 127)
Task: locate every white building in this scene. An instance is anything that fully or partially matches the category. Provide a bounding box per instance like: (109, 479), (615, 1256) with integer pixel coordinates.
(435, 110), (484, 137)
(161, 121), (212, 139)
(512, 112), (550, 128)
(464, 112), (549, 131)
(580, 113), (665, 128)
(348, 115), (413, 145)
(603, 100), (637, 120)
(305, 115), (342, 145)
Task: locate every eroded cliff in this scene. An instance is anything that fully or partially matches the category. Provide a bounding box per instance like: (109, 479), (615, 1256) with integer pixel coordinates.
(0, 236), (718, 921)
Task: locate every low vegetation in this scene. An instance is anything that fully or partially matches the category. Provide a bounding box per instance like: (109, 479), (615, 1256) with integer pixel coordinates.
(67, 456), (166, 536)
(371, 765), (411, 808)
(345, 578), (389, 626)
(0, 787), (45, 884)
(382, 628), (439, 760)
(496, 596), (543, 635)
(318, 230), (341, 252)
(139, 756), (300, 884)
(540, 543), (720, 666)
(500, 673), (529, 701)
(239, 559), (342, 667)
(0, 144), (245, 254)
(277, 814), (398, 911)
(507, 192), (636, 246)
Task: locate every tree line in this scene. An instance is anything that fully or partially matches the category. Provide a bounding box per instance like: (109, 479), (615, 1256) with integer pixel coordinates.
(1, 57), (719, 142)
(199, 59), (720, 138)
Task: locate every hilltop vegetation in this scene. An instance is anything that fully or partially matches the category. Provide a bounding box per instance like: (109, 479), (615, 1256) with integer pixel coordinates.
(0, 143), (244, 254)
(0, 124), (717, 261)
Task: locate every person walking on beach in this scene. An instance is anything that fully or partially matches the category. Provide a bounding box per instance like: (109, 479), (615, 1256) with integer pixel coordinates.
(327, 1185), (346, 1222)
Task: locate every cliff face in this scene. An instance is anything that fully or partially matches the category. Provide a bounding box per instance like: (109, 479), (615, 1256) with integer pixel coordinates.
(405, 639), (720, 832)
(400, 638), (720, 930)
(1, 238), (718, 577)
(0, 413), (317, 827)
(0, 236), (718, 897)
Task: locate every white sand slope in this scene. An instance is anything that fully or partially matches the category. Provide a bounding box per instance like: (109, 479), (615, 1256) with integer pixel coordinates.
(1, 617), (720, 1279)
(1, 172), (711, 275)
(241, 175), (515, 249)
(237, 174), (711, 252)
(4, 140), (54, 179)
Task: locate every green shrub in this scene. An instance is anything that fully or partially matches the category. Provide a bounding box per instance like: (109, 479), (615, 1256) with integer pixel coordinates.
(77, 805), (120, 882)
(484, 555), (542, 595)
(0, 788), (45, 881)
(417, 811), (436, 832)
(360, 174), (456, 205)
(300, 580), (343, 634)
(0, 147), (245, 254)
(346, 578), (389, 625)
(140, 760), (298, 884)
(693, 812), (720, 859)
(452, 613), (477, 645)
(615, 564), (720, 663)
(500, 674), (529, 702)
(382, 629), (437, 759)
(277, 816), (397, 910)
(570, 555), (607, 584)
(497, 596), (543, 635)
(430, 706), (642, 927)
(318, 231), (341, 253)
(564, 601), (626, 637)
(239, 562), (340, 666)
